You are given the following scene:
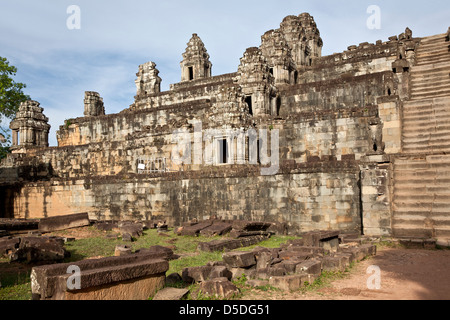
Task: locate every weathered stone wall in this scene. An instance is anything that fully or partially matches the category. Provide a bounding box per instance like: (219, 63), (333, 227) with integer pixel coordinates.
(7, 161), (360, 235)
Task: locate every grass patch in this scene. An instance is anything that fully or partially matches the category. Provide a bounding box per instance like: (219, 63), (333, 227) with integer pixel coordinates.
(0, 271), (32, 300)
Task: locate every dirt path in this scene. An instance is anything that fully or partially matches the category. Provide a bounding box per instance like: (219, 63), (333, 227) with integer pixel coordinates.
(242, 246), (450, 300)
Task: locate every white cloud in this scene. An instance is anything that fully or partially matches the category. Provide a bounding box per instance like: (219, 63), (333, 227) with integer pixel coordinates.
(1, 0), (449, 146)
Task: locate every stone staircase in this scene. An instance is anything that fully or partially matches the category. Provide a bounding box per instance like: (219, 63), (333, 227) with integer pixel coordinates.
(393, 32), (450, 240)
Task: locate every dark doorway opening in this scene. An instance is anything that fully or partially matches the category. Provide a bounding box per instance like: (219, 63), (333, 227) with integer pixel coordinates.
(218, 139), (228, 164)
(188, 66), (194, 80)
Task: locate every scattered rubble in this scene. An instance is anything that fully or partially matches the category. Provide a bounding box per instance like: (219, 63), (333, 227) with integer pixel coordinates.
(0, 235), (69, 263)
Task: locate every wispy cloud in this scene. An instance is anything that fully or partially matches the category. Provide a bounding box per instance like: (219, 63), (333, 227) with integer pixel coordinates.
(1, 0), (449, 146)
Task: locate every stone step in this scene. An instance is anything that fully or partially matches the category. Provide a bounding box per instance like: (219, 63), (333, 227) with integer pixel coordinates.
(392, 225), (435, 239)
(403, 97), (449, 108)
(416, 50), (450, 59)
(410, 79), (450, 91)
(410, 90), (450, 100)
(416, 56), (450, 66)
(393, 174), (450, 184)
(411, 82), (450, 95)
(403, 107), (450, 120)
(394, 193), (450, 203)
(411, 61), (450, 72)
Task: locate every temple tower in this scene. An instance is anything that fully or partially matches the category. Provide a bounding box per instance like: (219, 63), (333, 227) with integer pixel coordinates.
(135, 61), (162, 97)
(9, 100), (51, 150)
(180, 33), (212, 82)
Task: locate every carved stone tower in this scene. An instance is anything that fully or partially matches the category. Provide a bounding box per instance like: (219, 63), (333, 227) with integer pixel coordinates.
(9, 100), (51, 150)
(279, 13), (323, 68)
(84, 91), (105, 117)
(180, 33), (212, 82)
(135, 61), (162, 97)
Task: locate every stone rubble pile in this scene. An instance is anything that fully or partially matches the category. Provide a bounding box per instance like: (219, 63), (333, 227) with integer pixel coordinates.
(162, 230), (377, 299)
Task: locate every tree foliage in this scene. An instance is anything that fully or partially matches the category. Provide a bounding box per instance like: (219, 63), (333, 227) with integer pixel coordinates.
(0, 56), (30, 159)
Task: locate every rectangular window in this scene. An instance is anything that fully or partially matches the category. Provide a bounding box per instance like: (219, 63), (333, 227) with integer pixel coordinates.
(245, 95), (253, 115)
(218, 138), (228, 164)
(188, 66), (194, 80)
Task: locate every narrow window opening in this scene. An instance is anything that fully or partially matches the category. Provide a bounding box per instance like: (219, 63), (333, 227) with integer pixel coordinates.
(294, 71), (298, 84)
(276, 96), (281, 116)
(373, 143), (378, 152)
(387, 88), (392, 96)
(218, 139), (228, 164)
(188, 66), (194, 80)
(245, 96), (253, 115)
(269, 68), (274, 75)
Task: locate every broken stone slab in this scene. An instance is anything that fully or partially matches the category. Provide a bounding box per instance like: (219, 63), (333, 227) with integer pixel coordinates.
(295, 259), (323, 276)
(114, 245), (132, 257)
(268, 274), (313, 292)
(31, 251), (169, 300)
(0, 218), (39, 232)
(229, 230), (272, 239)
(0, 236), (20, 258)
(135, 245), (177, 261)
(38, 213), (90, 233)
(209, 265), (233, 281)
(118, 221), (144, 239)
(8, 236), (69, 263)
(229, 220), (272, 232)
(255, 266), (286, 280)
(322, 255), (347, 272)
(178, 221), (213, 236)
(222, 251), (256, 268)
(282, 245), (327, 256)
(247, 279), (270, 288)
(255, 250), (273, 270)
(93, 221), (118, 232)
(197, 235), (269, 252)
(301, 230), (340, 252)
(182, 265), (214, 284)
(198, 277), (240, 300)
(278, 250), (311, 261)
(153, 287), (190, 300)
(199, 222), (232, 236)
(166, 272), (183, 286)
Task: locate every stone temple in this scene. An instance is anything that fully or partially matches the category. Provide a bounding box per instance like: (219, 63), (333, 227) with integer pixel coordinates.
(1, 13), (450, 243)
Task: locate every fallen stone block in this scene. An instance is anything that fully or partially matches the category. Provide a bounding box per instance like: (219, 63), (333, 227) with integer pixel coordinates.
(283, 245), (327, 256)
(229, 230), (272, 239)
(199, 222), (232, 236)
(279, 259), (307, 274)
(198, 235), (268, 252)
(229, 267), (256, 280)
(0, 218), (39, 232)
(230, 220), (272, 232)
(182, 265), (213, 284)
(269, 274), (309, 292)
(255, 266), (286, 279)
(38, 213), (90, 233)
(209, 266), (232, 281)
(301, 230), (340, 252)
(198, 277), (240, 300)
(166, 272), (183, 286)
(135, 245), (177, 261)
(114, 245), (132, 257)
(9, 236), (69, 263)
(247, 279), (270, 288)
(222, 251), (256, 268)
(31, 251), (169, 300)
(295, 259), (323, 276)
(118, 221), (144, 239)
(0, 236), (20, 257)
(153, 287), (190, 300)
(278, 250), (311, 261)
(255, 250), (273, 270)
(93, 221), (118, 232)
(322, 255), (346, 272)
(178, 221), (213, 236)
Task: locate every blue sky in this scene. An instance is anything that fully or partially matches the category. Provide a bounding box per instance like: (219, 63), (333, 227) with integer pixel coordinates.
(1, 0), (449, 146)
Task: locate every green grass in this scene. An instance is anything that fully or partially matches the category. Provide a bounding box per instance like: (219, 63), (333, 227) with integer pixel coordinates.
(0, 228), (296, 300)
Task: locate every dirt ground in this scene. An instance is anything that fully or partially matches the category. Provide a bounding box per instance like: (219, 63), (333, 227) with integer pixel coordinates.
(243, 246), (450, 300)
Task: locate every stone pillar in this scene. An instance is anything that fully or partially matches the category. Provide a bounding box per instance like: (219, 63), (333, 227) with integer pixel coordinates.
(12, 130), (18, 146)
